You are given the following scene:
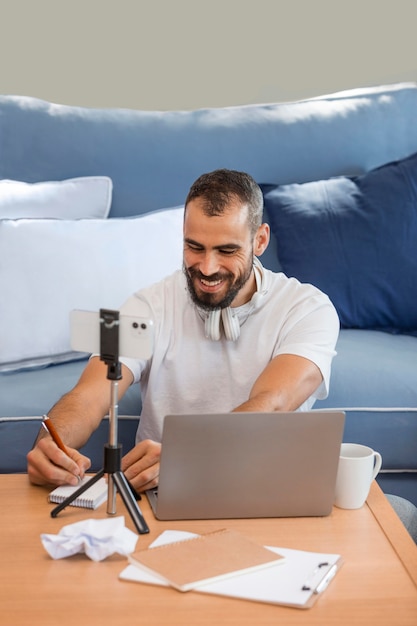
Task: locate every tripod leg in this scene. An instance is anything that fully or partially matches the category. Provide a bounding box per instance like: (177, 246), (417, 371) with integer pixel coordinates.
(50, 469), (105, 518)
(112, 471), (149, 534)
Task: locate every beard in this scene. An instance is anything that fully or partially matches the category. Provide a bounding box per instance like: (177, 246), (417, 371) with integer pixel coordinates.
(183, 255), (254, 311)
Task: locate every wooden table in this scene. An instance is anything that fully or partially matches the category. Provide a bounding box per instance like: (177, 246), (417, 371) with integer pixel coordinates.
(1, 475), (416, 625)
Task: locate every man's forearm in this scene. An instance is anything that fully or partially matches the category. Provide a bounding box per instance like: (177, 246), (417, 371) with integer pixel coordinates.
(34, 356), (133, 451)
(37, 391), (105, 449)
(233, 354), (323, 414)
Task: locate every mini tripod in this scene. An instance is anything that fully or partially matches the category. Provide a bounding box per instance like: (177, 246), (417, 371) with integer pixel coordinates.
(51, 308), (149, 534)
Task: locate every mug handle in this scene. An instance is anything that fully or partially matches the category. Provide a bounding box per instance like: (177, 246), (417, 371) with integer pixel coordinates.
(372, 452), (382, 480)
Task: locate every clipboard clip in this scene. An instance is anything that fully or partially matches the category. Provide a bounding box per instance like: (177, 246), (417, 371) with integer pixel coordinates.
(301, 561), (338, 594)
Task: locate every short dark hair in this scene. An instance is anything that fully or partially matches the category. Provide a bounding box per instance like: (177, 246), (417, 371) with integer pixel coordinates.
(185, 169), (263, 236)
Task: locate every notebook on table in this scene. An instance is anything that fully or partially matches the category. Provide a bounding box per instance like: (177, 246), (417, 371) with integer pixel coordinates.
(49, 476), (108, 510)
(146, 410), (345, 520)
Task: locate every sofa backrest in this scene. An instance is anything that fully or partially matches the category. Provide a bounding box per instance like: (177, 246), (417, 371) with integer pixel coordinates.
(1, 82), (417, 218)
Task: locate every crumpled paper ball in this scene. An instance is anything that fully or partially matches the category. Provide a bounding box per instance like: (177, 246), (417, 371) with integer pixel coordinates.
(41, 516), (138, 561)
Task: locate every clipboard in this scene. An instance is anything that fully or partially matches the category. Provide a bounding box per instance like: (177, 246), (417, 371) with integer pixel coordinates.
(119, 530), (343, 609)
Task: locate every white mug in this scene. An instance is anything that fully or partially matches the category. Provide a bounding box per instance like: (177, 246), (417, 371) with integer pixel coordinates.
(334, 443), (382, 509)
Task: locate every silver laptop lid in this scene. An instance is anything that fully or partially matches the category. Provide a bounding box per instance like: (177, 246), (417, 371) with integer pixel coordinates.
(147, 411), (345, 520)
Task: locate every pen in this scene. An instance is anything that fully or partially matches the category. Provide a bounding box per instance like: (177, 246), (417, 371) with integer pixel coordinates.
(42, 415), (69, 454)
(42, 415), (82, 482)
(315, 564), (338, 594)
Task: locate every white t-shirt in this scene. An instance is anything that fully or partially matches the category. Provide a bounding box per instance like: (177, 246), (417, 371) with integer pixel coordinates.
(119, 263), (339, 443)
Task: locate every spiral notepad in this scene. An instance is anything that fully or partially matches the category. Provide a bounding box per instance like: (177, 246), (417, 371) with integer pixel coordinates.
(128, 528), (285, 591)
(48, 476), (108, 509)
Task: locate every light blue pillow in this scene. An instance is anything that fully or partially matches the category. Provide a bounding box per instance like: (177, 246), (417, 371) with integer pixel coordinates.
(261, 151), (417, 333)
(0, 176), (113, 218)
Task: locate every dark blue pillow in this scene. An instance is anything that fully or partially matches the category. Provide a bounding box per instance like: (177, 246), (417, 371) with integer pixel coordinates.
(260, 151), (417, 333)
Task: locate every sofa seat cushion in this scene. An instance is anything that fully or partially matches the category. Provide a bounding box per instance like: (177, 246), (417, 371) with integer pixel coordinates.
(322, 329), (417, 407)
(261, 151), (417, 334)
(0, 358), (142, 418)
(315, 329), (417, 472)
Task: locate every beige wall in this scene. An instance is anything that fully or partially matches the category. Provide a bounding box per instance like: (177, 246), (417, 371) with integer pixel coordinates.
(1, 0), (416, 110)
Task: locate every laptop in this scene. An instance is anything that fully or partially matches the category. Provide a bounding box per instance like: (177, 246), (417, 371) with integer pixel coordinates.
(146, 410), (345, 520)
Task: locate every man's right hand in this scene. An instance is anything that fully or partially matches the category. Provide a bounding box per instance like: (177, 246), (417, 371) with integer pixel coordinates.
(27, 437), (91, 487)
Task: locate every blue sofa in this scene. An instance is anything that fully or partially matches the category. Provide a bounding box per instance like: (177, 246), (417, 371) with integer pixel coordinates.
(1, 83), (416, 506)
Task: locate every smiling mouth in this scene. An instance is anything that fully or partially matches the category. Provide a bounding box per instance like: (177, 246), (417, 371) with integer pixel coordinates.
(200, 278), (222, 289)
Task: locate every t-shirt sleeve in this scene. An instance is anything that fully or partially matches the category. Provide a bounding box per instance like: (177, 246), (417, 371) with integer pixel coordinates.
(273, 293), (340, 400)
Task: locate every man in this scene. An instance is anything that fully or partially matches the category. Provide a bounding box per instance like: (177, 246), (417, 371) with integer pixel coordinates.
(27, 169), (339, 491)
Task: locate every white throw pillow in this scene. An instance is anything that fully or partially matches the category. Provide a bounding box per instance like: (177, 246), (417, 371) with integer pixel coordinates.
(0, 207), (184, 371)
(0, 176), (113, 219)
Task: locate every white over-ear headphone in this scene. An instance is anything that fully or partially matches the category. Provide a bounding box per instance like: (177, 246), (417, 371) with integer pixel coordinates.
(202, 258), (269, 341)
(204, 307), (241, 341)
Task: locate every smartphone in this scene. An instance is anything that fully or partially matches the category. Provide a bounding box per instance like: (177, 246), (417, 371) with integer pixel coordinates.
(70, 309), (154, 359)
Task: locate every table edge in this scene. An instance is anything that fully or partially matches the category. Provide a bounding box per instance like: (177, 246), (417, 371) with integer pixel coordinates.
(367, 482), (417, 587)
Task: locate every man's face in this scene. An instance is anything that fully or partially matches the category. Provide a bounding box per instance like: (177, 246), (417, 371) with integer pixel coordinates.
(183, 197), (257, 310)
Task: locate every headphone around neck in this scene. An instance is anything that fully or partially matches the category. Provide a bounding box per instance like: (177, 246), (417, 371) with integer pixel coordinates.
(202, 258), (269, 341)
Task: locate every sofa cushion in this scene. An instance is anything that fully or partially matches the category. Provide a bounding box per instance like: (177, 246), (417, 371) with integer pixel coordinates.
(0, 176), (113, 218)
(261, 151), (417, 333)
(0, 206), (184, 372)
